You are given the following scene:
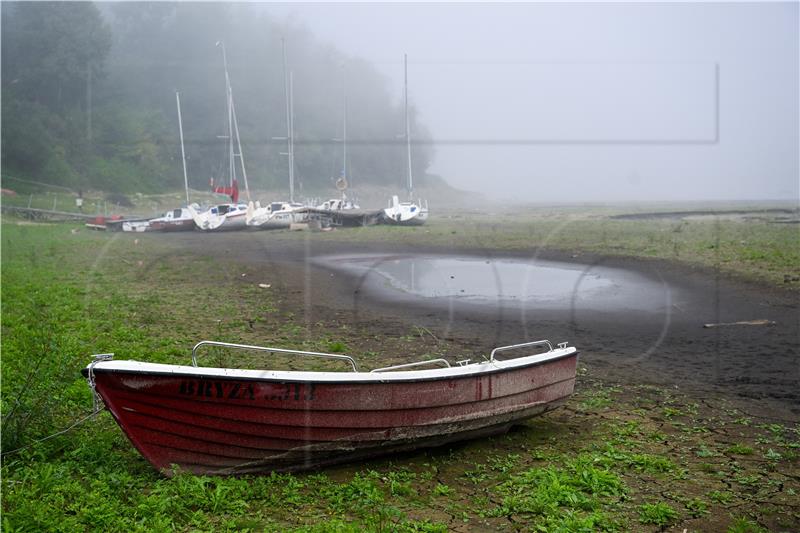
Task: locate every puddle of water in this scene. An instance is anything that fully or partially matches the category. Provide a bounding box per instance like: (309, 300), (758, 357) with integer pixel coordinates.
(376, 257), (612, 300)
(321, 254), (672, 313)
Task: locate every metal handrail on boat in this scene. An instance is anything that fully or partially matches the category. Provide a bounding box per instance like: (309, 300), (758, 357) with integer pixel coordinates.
(489, 340), (554, 363)
(191, 341), (359, 372)
(370, 359), (452, 373)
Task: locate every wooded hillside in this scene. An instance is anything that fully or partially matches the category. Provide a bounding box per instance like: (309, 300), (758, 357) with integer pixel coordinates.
(1, 2), (434, 194)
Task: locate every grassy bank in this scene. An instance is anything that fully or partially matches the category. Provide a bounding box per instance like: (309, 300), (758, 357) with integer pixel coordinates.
(5, 192), (797, 287)
(1, 219), (798, 532)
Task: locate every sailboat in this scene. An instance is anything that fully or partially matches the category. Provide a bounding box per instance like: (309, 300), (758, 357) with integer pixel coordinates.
(310, 175), (382, 227)
(190, 41), (251, 232)
(307, 74), (383, 227)
(382, 54), (429, 226)
(123, 92), (197, 233)
(247, 40), (308, 230)
(317, 74), (359, 212)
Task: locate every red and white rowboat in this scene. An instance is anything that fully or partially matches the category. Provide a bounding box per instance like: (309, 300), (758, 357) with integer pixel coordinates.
(83, 339), (578, 476)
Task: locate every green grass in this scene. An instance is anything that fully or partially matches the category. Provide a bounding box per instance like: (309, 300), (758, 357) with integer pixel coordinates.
(492, 455), (626, 530)
(2, 218), (799, 532)
(0, 220), (451, 531)
(727, 443), (755, 455)
(727, 516), (769, 533)
(638, 502), (678, 527)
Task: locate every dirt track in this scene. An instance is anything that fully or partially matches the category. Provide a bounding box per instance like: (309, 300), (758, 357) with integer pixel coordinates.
(161, 230), (799, 421)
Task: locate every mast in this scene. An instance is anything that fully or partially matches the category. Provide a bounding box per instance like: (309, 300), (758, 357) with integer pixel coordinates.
(216, 40), (249, 202)
(218, 41), (235, 190)
(342, 70), (348, 194)
(290, 71), (296, 202)
(282, 39), (295, 204)
(231, 97), (250, 201)
(404, 54), (413, 198)
(175, 91), (190, 204)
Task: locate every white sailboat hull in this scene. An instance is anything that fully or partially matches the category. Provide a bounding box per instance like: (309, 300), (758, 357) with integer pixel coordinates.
(382, 195), (428, 226)
(246, 202), (308, 230)
(382, 209), (428, 226)
(122, 221), (152, 232)
(382, 55), (430, 227)
(189, 205), (248, 232)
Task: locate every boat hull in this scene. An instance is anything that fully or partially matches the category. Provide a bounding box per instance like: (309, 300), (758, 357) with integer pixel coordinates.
(122, 221), (155, 233)
(247, 208), (309, 230)
(382, 211), (428, 226)
(247, 214), (303, 230)
(307, 208), (383, 227)
(195, 212), (248, 231)
(150, 219), (195, 232)
(381, 206), (429, 226)
(87, 351), (576, 475)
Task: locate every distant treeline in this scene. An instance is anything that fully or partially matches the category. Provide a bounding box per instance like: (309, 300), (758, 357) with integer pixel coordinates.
(1, 2), (434, 194)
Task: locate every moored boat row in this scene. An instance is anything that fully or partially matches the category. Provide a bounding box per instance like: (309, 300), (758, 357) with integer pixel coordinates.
(119, 197), (426, 233)
(120, 46), (429, 234)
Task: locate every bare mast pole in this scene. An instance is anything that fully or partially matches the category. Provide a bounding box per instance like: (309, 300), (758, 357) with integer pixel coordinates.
(404, 54), (413, 199)
(290, 71), (296, 203)
(342, 68), (348, 198)
(175, 92), (190, 204)
(282, 39), (295, 204)
(231, 98), (251, 201)
(217, 41), (250, 202)
(218, 41), (236, 192)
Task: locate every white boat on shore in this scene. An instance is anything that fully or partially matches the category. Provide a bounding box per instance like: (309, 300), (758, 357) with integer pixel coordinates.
(307, 196), (382, 228)
(316, 195), (359, 211)
(121, 220), (152, 233)
(150, 207), (197, 231)
(123, 93), (198, 234)
(247, 40), (304, 231)
(189, 203), (248, 231)
(194, 41), (251, 233)
(246, 201), (308, 230)
(122, 206), (197, 233)
(382, 195), (429, 225)
(383, 54), (428, 226)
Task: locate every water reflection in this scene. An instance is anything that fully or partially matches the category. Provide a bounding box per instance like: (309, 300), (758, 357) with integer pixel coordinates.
(376, 257), (613, 301)
(323, 254), (673, 313)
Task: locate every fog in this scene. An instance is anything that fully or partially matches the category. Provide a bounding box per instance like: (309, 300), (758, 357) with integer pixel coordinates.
(265, 2), (798, 203)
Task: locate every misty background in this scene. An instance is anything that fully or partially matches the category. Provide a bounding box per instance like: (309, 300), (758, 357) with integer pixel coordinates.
(267, 2), (798, 203)
(2, 2), (797, 203)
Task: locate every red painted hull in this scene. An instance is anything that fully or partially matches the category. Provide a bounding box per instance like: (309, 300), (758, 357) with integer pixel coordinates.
(89, 353), (577, 475)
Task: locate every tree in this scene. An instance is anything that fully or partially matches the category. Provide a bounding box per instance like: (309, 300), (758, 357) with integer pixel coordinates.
(2, 2), (111, 187)
(2, 2), (436, 194)
(2, 2), (111, 111)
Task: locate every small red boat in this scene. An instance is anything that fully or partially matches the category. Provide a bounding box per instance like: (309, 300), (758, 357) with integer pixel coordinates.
(83, 339), (578, 476)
